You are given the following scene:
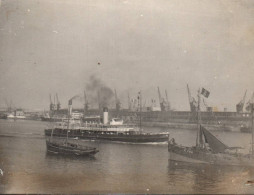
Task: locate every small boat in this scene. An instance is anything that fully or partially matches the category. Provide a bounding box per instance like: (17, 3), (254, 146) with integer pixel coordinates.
(46, 139), (99, 156)
(46, 100), (99, 156)
(168, 88), (254, 167)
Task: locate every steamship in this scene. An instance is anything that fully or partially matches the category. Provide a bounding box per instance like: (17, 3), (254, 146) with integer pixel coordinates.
(45, 106), (169, 143)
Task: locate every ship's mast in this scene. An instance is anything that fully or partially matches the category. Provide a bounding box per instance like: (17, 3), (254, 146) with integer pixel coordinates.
(243, 90), (247, 108)
(138, 91), (142, 130)
(50, 123), (54, 142)
(97, 91), (101, 111)
(196, 88), (201, 147)
(187, 84), (192, 110)
(236, 90), (247, 113)
(66, 99), (72, 143)
(84, 90), (89, 114)
(49, 94), (53, 111)
(252, 103), (254, 155)
(128, 92), (131, 110)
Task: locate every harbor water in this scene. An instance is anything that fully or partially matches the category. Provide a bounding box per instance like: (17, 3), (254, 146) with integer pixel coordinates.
(0, 119), (254, 193)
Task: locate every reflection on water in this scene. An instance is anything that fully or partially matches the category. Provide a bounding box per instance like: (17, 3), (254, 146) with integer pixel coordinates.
(0, 119), (254, 193)
(45, 151), (97, 161)
(168, 160), (254, 193)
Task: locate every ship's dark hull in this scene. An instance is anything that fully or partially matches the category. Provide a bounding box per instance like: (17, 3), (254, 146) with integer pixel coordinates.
(45, 128), (169, 143)
(46, 140), (99, 156)
(168, 142), (254, 166)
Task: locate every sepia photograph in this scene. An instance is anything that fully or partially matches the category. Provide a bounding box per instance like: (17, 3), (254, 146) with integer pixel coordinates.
(0, 0), (254, 194)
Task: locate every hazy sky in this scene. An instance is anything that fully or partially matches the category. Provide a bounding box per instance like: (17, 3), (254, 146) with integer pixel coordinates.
(0, 0), (254, 111)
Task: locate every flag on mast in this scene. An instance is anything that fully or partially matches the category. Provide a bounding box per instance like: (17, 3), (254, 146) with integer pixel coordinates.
(201, 88), (210, 98)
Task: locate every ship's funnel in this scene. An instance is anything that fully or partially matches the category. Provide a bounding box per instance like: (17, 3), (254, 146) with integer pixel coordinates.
(103, 107), (108, 125)
(68, 99), (72, 117)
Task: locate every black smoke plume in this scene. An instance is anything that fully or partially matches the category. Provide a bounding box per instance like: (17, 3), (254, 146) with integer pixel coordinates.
(85, 75), (114, 108)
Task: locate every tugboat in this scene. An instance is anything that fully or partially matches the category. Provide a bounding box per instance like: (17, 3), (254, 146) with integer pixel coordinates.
(168, 88), (254, 167)
(46, 138), (99, 156)
(45, 98), (169, 143)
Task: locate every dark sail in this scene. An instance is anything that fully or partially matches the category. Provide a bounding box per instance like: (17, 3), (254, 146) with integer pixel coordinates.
(200, 125), (229, 153)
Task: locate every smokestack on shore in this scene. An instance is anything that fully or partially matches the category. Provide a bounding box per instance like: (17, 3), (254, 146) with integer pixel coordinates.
(68, 99), (72, 117)
(103, 107), (108, 125)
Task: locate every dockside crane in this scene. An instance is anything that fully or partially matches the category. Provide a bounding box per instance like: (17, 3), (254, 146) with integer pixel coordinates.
(165, 90), (170, 111)
(84, 90), (89, 113)
(151, 98), (156, 107)
(157, 87), (166, 111)
(56, 93), (61, 111)
(130, 97), (138, 111)
(236, 90), (247, 113)
(246, 92), (254, 112)
(54, 95), (56, 108)
(49, 94), (54, 111)
(4, 98), (13, 112)
(128, 92), (131, 110)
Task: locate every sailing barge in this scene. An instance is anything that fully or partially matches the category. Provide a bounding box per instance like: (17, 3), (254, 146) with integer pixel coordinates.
(168, 125), (254, 166)
(168, 88), (254, 167)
